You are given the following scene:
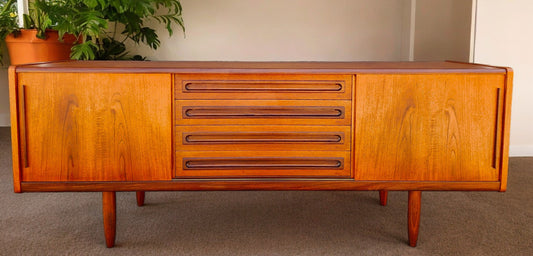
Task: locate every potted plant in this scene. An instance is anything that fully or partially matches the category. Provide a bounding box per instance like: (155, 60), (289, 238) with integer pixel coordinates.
(1, 0), (78, 65)
(38, 0), (185, 60)
(1, 0), (184, 64)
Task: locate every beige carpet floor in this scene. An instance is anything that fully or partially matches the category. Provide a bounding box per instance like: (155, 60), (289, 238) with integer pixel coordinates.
(0, 127), (532, 256)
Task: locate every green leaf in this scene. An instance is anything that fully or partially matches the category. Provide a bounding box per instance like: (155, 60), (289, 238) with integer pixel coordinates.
(70, 41), (98, 60)
(83, 0), (99, 9)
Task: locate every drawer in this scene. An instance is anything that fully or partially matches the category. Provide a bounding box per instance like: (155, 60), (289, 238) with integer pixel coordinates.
(175, 100), (352, 126)
(174, 73), (352, 100)
(175, 151), (351, 178)
(176, 125), (351, 151)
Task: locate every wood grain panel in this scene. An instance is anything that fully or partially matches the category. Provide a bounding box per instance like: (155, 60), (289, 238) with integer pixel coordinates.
(175, 100), (351, 126)
(354, 74), (505, 181)
(17, 72), (172, 182)
(175, 151), (351, 178)
(176, 125), (351, 151)
(175, 73), (352, 100)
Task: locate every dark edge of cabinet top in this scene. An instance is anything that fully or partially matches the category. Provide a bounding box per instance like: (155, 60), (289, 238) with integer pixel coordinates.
(12, 60), (507, 74)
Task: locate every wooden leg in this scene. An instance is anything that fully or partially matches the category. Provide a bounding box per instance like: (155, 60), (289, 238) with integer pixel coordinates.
(102, 191), (116, 248)
(379, 190), (388, 206)
(136, 191), (145, 207)
(408, 191), (422, 247)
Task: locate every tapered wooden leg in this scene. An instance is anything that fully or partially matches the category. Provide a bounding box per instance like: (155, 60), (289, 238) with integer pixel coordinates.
(408, 191), (422, 247)
(379, 190), (388, 206)
(102, 191), (116, 248)
(136, 191), (145, 207)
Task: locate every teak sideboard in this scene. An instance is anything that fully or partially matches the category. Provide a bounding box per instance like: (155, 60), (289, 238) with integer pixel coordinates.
(8, 61), (513, 248)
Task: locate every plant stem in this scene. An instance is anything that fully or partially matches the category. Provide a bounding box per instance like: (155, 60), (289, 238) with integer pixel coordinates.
(113, 21), (117, 40)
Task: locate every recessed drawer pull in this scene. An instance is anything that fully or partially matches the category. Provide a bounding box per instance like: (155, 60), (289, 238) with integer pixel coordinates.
(184, 134), (342, 144)
(19, 84), (29, 168)
(184, 82), (343, 92)
(184, 158), (343, 170)
(184, 107), (344, 118)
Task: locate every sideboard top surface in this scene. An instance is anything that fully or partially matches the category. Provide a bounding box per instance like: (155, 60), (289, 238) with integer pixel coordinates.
(13, 60), (507, 74)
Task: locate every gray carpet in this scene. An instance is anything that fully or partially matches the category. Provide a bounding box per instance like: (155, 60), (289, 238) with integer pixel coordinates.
(0, 126), (531, 256)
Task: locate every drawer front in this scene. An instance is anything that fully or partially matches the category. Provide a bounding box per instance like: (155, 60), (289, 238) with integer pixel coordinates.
(174, 74), (354, 179)
(175, 74), (352, 100)
(176, 126), (351, 151)
(175, 151), (351, 178)
(175, 100), (352, 125)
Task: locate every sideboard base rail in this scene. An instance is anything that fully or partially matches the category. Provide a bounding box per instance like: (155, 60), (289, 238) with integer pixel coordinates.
(19, 181), (502, 192)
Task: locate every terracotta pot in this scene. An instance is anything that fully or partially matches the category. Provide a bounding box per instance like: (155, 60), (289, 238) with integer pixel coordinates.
(5, 29), (78, 65)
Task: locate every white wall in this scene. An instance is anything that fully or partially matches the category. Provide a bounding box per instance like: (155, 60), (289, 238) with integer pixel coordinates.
(0, 42), (11, 126)
(414, 0), (472, 61)
(131, 0), (411, 61)
(475, 0), (533, 156)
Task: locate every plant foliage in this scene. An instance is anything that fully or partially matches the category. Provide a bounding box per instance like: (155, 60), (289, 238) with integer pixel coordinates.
(2, 0), (184, 61)
(37, 0), (185, 60)
(23, 0), (54, 39)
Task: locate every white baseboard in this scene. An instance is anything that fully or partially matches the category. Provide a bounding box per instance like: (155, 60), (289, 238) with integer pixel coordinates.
(0, 113), (9, 127)
(509, 145), (533, 157)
